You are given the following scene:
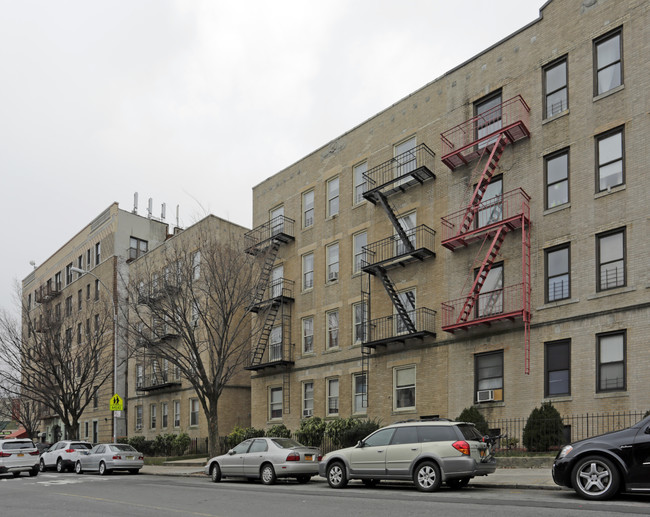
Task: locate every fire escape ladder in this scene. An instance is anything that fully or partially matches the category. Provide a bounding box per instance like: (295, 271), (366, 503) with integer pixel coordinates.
(360, 274), (371, 409)
(522, 216), (532, 374)
(283, 371), (291, 415)
(375, 191), (415, 254)
(456, 226), (509, 324)
(251, 299), (281, 366)
(376, 267), (416, 333)
(251, 241), (281, 307)
(458, 134), (508, 235)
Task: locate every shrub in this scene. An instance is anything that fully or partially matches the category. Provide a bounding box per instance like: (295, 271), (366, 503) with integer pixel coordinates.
(225, 426), (265, 449)
(294, 417), (326, 447)
(456, 407), (489, 435)
(173, 433), (191, 456)
(128, 435), (154, 456)
(522, 402), (564, 452)
(325, 417), (357, 448)
(266, 424), (291, 438)
(153, 434), (176, 456)
(340, 418), (381, 448)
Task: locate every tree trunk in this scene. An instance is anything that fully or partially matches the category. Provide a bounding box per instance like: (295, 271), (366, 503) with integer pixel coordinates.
(207, 406), (220, 458)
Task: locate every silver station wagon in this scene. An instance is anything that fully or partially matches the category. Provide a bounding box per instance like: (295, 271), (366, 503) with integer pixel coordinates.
(75, 443), (144, 475)
(319, 419), (496, 492)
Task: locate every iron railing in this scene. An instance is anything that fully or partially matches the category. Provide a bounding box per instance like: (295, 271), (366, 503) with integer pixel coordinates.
(252, 278), (294, 307)
(364, 308), (436, 346)
(442, 283), (525, 329)
(136, 371), (181, 391)
(363, 144), (435, 193)
(362, 225), (435, 270)
(245, 215), (295, 252)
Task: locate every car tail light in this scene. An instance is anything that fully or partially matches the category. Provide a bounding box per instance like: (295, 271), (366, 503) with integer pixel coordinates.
(318, 455), (322, 461)
(286, 452), (300, 462)
(452, 440), (470, 455)
(138, 455), (144, 460)
(29, 451), (40, 456)
(65, 449), (75, 453)
(0, 451), (11, 457)
(112, 455), (122, 460)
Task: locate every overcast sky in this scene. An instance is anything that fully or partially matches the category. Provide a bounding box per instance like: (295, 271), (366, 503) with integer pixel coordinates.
(0, 0), (541, 313)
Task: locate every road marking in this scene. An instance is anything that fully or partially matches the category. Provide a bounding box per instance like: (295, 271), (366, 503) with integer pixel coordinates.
(29, 476), (116, 487)
(55, 492), (223, 517)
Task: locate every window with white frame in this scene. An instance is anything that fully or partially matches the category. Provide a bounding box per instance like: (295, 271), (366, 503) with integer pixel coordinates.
(189, 398), (199, 426)
(136, 405), (143, 430)
(394, 136), (417, 182)
(136, 364), (143, 389)
(269, 205), (284, 235)
(353, 373), (367, 414)
(393, 366), (415, 410)
(150, 404), (157, 429)
(303, 190), (314, 228)
(396, 212), (416, 255)
(302, 253), (314, 290)
(270, 387), (283, 419)
(353, 231), (367, 274)
(353, 302), (367, 344)
(594, 28), (622, 95)
(161, 402), (169, 428)
(302, 317), (314, 354)
(192, 251), (201, 280)
(270, 326), (282, 361)
(597, 228), (625, 291)
(395, 289), (416, 335)
(597, 331), (625, 392)
(270, 264), (283, 298)
(174, 400), (181, 427)
(326, 242), (339, 282)
(476, 263), (503, 317)
(477, 176), (503, 228)
(353, 161), (367, 204)
(327, 378), (339, 415)
(327, 177), (339, 217)
(326, 310), (339, 349)
(475, 351), (504, 402)
(303, 382), (314, 418)
(95, 242), (101, 266)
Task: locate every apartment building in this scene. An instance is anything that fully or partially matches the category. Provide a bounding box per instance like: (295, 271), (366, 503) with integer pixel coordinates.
(126, 215), (252, 443)
(246, 0), (650, 435)
(22, 203), (169, 443)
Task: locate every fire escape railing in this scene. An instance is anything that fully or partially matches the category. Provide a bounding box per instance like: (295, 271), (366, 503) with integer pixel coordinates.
(244, 216), (295, 254)
(136, 371), (181, 391)
(363, 308), (436, 348)
(362, 225), (436, 271)
(249, 278), (294, 312)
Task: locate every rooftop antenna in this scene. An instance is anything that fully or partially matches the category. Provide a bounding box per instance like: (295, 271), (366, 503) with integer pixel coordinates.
(161, 203), (166, 221)
(133, 192), (139, 215)
(148, 198), (153, 219)
(29, 260), (36, 270)
(176, 205), (180, 228)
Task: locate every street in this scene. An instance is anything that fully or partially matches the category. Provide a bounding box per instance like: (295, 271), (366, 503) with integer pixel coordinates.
(2, 472), (649, 517)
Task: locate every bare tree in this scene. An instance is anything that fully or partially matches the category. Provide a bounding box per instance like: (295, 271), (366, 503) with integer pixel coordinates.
(0, 392), (42, 440)
(0, 289), (115, 441)
(125, 221), (261, 457)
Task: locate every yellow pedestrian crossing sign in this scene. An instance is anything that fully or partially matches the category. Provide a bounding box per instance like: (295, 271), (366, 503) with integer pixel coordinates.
(110, 394), (123, 411)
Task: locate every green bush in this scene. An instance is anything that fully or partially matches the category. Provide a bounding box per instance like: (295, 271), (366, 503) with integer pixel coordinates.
(153, 434), (176, 456)
(340, 418), (381, 448)
(522, 402), (564, 452)
(128, 435), (154, 456)
(325, 417), (358, 448)
(173, 433), (191, 456)
(295, 417), (326, 447)
(225, 426), (265, 449)
(456, 407), (489, 435)
(266, 424), (291, 438)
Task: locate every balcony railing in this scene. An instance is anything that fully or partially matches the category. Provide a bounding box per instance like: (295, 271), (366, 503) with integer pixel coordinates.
(249, 278), (294, 313)
(441, 188), (530, 251)
(362, 225), (435, 272)
(136, 371), (181, 392)
(363, 144), (435, 202)
(441, 283), (526, 332)
(34, 283), (62, 304)
(441, 96), (530, 170)
(363, 308), (436, 348)
(245, 215), (295, 254)
(246, 341), (294, 371)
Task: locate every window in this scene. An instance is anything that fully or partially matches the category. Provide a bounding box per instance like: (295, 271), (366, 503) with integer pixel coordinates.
(65, 264), (73, 286)
(136, 364), (143, 389)
(326, 310), (339, 349)
(545, 244), (570, 302)
(86, 283), (90, 300)
(249, 439), (267, 454)
(353, 231), (367, 274)
(365, 428), (394, 447)
(95, 242), (101, 266)
(65, 296), (72, 317)
(353, 302), (367, 344)
(303, 190), (314, 228)
(84, 421), (89, 439)
(475, 92), (502, 147)
(270, 387), (283, 419)
(475, 351), (503, 402)
(545, 150), (569, 209)
(269, 265), (283, 298)
(136, 406), (143, 430)
(303, 382), (314, 418)
(392, 426), (419, 445)
(302, 253), (314, 290)
(326, 242), (339, 282)
(596, 127), (624, 192)
(86, 249), (91, 270)
(174, 401), (181, 427)
(77, 289), (82, 311)
(129, 237), (148, 261)
(477, 263), (503, 317)
(77, 255), (83, 276)
(77, 323), (82, 345)
(92, 386), (98, 409)
(94, 279), (100, 301)
(394, 366), (416, 410)
(327, 177), (339, 217)
(477, 176), (502, 228)
(189, 398), (199, 426)
(192, 251), (201, 280)
(353, 373), (367, 414)
(150, 404), (157, 429)
(594, 29), (622, 95)
(353, 161), (367, 204)
(327, 378), (339, 415)
(54, 272), (62, 291)
(269, 326), (282, 361)
(544, 57), (568, 118)
(396, 212), (417, 255)
(545, 340), (570, 397)
(395, 289), (416, 335)
(269, 205), (284, 235)
(394, 136), (417, 182)
(302, 317), (314, 354)
(597, 331), (625, 392)
(161, 402), (168, 428)
(597, 228), (625, 291)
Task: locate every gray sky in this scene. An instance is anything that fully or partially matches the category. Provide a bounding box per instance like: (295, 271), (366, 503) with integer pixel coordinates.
(0, 0), (541, 313)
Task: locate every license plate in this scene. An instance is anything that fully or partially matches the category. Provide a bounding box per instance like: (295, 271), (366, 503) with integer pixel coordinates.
(17, 453), (24, 457)
(304, 454), (313, 461)
(126, 456), (134, 460)
(480, 449), (485, 458)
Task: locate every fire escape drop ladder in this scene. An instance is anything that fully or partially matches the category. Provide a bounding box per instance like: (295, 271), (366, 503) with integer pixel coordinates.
(360, 272), (372, 410)
(376, 267), (417, 334)
(250, 241), (281, 308)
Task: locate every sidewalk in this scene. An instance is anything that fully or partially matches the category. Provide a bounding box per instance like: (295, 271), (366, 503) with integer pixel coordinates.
(141, 458), (560, 490)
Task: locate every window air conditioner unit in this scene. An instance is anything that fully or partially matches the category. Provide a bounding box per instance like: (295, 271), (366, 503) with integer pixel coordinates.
(329, 271), (339, 282)
(303, 409), (313, 418)
(476, 389), (495, 402)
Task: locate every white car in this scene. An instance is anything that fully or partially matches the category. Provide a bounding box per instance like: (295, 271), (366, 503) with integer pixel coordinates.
(0, 438), (40, 478)
(40, 440), (93, 473)
(75, 443), (144, 475)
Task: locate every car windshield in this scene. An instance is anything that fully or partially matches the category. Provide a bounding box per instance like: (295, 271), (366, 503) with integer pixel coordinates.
(271, 438), (305, 449)
(110, 444), (136, 452)
(457, 424), (484, 441)
(71, 443), (92, 450)
(2, 441), (35, 450)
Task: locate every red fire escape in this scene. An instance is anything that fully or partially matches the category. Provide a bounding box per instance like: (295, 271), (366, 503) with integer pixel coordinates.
(439, 95), (532, 373)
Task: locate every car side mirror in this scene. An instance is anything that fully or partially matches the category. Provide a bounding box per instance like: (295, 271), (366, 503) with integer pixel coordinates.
(645, 426), (650, 435)
(228, 449), (235, 455)
(356, 440), (364, 448)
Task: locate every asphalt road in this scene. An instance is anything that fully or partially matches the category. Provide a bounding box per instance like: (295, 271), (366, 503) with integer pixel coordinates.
(2, 471), (649, 517)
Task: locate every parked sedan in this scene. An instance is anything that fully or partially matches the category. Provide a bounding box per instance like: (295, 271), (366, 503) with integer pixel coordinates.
(205, 437), (321, 485)
(75, 443), (144, 475)
(40, 440), (92, 472)
(552, 414), (650, 500)
(0, 438), (40, 477)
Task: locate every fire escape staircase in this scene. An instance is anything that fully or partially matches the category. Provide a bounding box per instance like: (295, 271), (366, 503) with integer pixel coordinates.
(248, 241), (280, 311)
(248, 299), (281, 367)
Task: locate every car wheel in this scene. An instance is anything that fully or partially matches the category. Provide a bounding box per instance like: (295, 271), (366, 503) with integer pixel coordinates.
(128, 469), (140, 475)
(75, 461), (83, 475)
(99, 461), (110, 476)
(447, 477), (470, 489)
(362, 478), (379, 488)
(56, 458), (64, 473)
(413, 461), (442, 492)
(571, 455), (620, 500)
(210, 462), (221, 483)
(260, 464), (277, 485)
(39, 459), (46, 472)
(12, 471), (21, 478)
(29, 467), (39, 477)
(296, 475), (311, 484)
(326, 461), (348, 489)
